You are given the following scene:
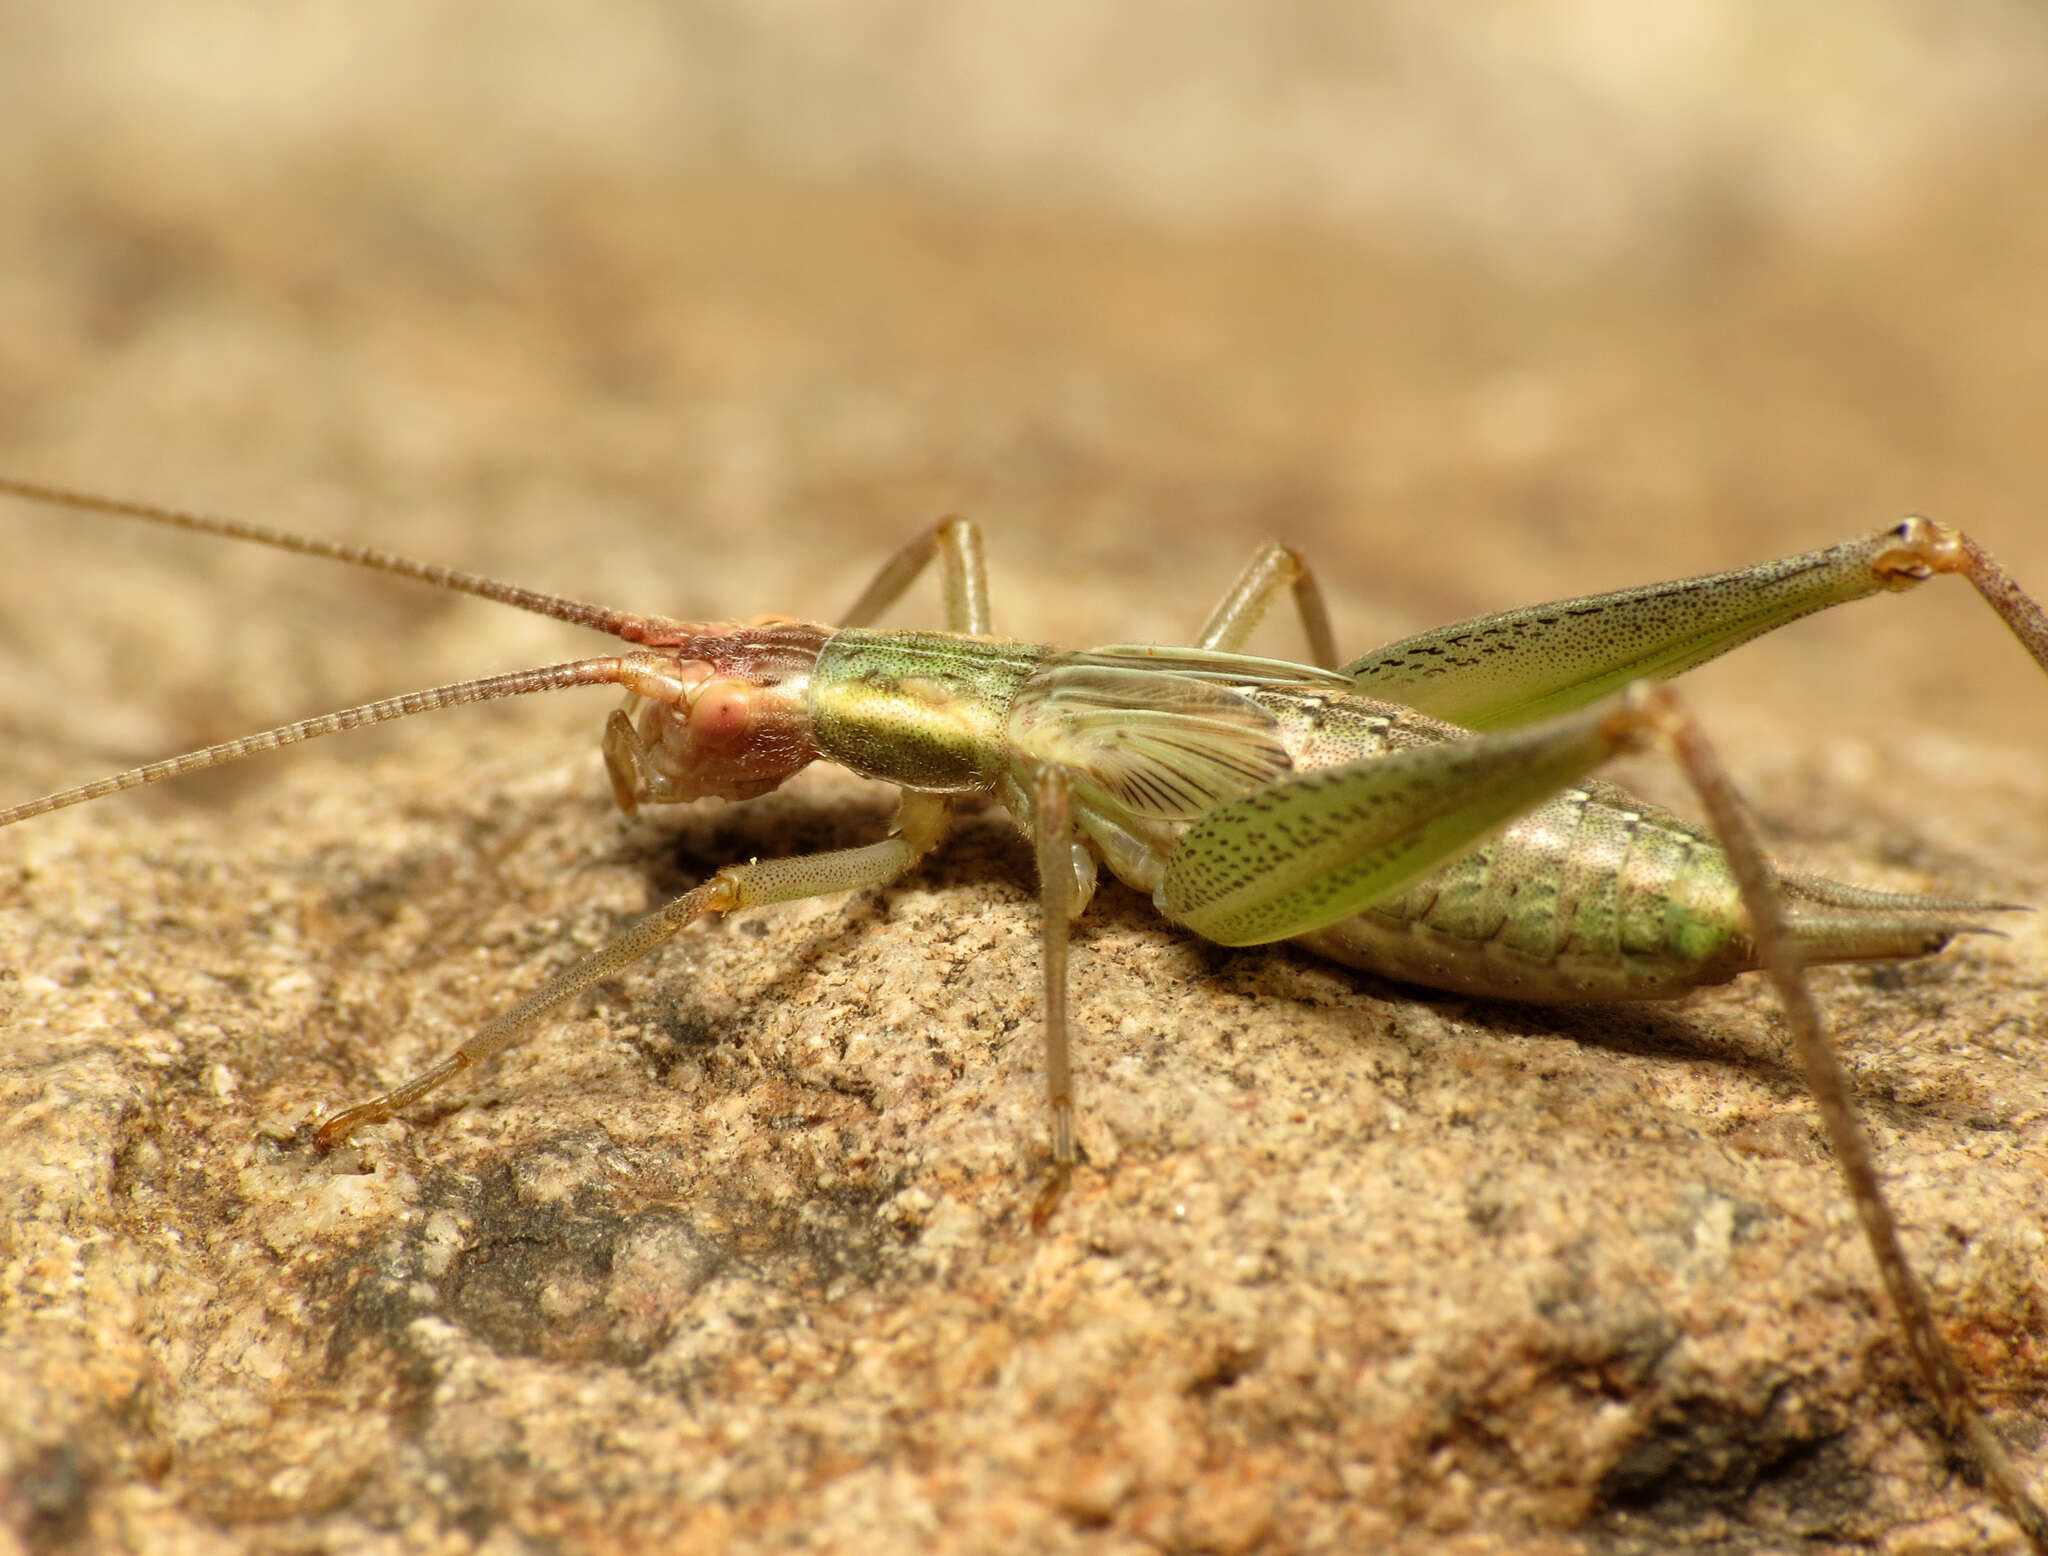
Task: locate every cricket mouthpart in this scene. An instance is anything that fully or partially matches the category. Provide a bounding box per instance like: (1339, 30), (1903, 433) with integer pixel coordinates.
(607, 619), (829, 804)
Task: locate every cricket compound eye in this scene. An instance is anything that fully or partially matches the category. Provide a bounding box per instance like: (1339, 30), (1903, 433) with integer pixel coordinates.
(688, 680), (754, 748)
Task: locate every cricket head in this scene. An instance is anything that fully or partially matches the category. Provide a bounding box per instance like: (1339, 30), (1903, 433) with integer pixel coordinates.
(605, 618), (830, 808)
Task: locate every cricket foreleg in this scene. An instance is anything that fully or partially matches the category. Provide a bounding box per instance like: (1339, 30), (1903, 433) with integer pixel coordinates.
(1345, 518), (2048, 731)
(837, 515), (992, 634)
(1194, 540), (1340, 668)
(314, 791), (954, 1149)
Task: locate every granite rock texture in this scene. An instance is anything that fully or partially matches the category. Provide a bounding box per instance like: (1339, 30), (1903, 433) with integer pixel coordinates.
(4, 6), (2048, 1552)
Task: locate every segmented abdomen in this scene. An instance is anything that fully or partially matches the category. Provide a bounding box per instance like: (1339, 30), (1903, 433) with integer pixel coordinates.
(1298, 782), (1756, 1000)
(1252, 688), (1757, 999)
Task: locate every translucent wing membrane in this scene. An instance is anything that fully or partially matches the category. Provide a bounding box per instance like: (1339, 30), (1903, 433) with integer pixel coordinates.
(1008, 661), (1296, 821)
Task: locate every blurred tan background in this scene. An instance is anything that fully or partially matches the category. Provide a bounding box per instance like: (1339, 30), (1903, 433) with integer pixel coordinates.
(4, 2), (2047, 753)
(4, 5), (2048, 1553)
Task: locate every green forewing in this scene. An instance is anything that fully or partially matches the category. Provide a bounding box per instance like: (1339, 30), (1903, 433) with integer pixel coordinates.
(1159, 702), (1628, 945)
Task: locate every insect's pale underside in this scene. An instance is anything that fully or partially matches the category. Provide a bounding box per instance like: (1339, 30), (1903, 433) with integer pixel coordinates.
(3, 474), (2046, 1551)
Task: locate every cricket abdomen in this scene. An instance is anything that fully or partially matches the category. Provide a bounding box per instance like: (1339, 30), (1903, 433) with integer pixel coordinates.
(1296, 782), (1760, 999)
(1009, 658), (2002, 1002)
(1296, 778), (2003, 1001)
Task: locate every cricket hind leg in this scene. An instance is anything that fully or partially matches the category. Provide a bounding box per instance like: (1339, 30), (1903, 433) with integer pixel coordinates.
(1645, 686), (2048, 1551)
(1153, 685), (2047, 1545)
(1345, 517), (2048, 732)
(314, 791), (954, 1149)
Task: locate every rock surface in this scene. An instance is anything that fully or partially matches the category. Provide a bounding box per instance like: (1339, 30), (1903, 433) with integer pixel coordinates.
(3, 6), (2048, 1553)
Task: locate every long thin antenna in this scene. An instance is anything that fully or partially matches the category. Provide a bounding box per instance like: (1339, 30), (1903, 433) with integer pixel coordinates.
(0, 475), (686, 644)
(0, 659), (635, 827)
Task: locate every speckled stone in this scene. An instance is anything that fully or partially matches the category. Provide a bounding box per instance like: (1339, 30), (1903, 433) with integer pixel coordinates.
(4, 9), (2048, 1554)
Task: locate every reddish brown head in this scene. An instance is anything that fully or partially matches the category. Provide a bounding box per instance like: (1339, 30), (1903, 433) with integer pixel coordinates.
(607, 618), (830, 806)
